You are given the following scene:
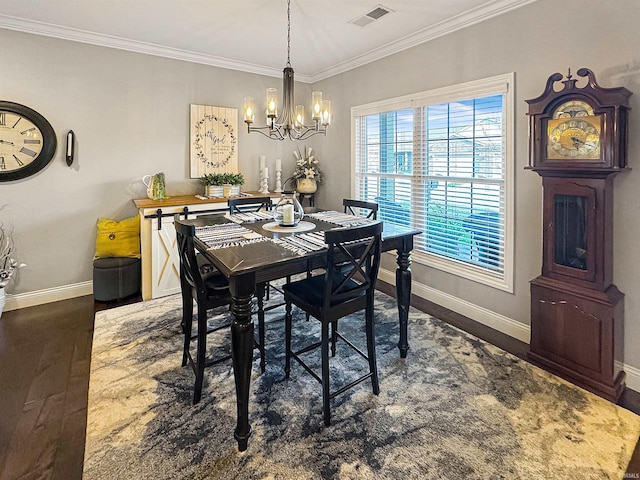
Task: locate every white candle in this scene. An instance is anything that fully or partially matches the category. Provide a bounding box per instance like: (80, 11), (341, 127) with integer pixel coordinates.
(283, 204), (294, 224)
(275, 158), (282, 171)
(67, 132), (73, 156)
(259, 155), (266, 171)
(263, 167), (268, 178)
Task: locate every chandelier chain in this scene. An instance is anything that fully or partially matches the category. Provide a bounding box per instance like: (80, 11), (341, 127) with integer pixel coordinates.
(286, 0), (291, 67)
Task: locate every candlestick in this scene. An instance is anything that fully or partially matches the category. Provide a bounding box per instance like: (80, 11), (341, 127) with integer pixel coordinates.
(274, 170), (282, 193)
(260, 176), (270, 194)
(258, 155), (266, 190)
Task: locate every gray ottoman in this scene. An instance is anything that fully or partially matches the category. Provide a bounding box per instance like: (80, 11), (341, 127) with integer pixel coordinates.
(93, 257), (141, 301)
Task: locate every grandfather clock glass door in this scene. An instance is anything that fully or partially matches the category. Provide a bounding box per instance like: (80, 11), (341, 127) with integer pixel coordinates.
(554, 195), (587, 270)
(544, 181), (597, 286)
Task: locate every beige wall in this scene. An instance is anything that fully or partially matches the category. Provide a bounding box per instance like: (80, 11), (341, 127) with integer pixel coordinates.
(313, 0), (640, 370)
(2, 0), (640, 372)
(0, 29), (311, 293)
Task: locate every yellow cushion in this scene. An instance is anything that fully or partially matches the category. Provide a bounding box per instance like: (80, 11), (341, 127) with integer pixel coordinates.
(95, 215), (141, 259)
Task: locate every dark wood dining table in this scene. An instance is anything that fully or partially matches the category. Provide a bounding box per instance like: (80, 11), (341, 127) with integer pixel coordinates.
(190, 212), (421, 451)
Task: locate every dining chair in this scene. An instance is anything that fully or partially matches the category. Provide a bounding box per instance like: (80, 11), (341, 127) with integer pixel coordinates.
(175, 217), (266, 404)
(228, 196), (272, 214)
(283, 221), (383, 426)
(300, 199), (380, 329)
(343, 198), (379, 220)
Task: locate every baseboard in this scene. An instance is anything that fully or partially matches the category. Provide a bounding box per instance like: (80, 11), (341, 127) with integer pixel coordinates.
(377, 267), (640, 393)
(624, 364), (640, 393)
(378, 267), (530, 344)
(4, 281), (93, 311)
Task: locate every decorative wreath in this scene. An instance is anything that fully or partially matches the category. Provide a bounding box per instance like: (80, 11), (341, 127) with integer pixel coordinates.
(193, 114), (237, 168)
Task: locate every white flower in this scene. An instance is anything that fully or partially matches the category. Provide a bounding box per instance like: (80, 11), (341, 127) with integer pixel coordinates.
(292, 146), (322, 183)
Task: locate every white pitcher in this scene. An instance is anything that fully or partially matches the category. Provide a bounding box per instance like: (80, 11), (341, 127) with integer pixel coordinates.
(142, 174), (155, 200)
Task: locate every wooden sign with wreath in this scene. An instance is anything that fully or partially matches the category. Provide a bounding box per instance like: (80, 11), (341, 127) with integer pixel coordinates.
(190, 104), (238, 178)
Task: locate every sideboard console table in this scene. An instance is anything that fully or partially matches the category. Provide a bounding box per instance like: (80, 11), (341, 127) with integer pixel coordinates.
(134, 193), (279, 300)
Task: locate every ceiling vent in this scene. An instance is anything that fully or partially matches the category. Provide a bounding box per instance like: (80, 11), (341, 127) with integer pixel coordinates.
(350, 5), (393, 27)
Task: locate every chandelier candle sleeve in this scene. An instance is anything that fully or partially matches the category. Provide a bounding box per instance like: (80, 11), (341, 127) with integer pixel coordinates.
(312, 92), (322, 121)
(244, 97), (255, 123)
(267, 88), (278, 118)
(322, 100), (331, 126)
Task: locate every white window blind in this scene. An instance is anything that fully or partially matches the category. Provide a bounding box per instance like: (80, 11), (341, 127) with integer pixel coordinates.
(352, 74), (514, 291)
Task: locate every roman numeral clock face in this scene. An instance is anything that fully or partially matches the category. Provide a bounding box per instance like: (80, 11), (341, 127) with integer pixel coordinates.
(546, 100), (601, 160)
(0, 101), (57, 181)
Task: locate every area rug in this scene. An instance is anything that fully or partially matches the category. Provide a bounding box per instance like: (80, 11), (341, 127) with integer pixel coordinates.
(84, 290), (640, 480)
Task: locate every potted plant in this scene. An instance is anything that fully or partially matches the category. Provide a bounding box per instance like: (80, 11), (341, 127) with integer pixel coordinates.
(200, 173), (245, 198)
(0, 224), (26, 317)
(292, 147), (321, 194)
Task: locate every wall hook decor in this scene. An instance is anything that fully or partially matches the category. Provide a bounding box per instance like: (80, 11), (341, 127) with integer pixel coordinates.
(66, 130), (75, 166)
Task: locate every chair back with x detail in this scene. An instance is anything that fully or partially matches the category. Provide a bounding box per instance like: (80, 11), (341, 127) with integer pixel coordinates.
(228, 196), (272, 214)
(175, 216), (265, 404)
(343, 198), (378, 220)
(283, 220), (383, 426)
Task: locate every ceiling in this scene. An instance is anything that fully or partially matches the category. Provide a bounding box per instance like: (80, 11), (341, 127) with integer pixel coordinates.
(0, 0), (536, 82)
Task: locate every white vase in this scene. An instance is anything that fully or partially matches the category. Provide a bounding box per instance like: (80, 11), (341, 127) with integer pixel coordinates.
(0, 287), (5, 319)
(296, 178), (317, 194)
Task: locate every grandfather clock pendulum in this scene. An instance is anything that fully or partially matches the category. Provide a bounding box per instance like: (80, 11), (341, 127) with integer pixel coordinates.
(525, 68), (632, 402)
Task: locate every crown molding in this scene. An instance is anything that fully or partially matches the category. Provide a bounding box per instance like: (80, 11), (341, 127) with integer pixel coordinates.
(0, 13), (316, 83)
(0, 1), (536, 85)
(308, 0), (538, 82)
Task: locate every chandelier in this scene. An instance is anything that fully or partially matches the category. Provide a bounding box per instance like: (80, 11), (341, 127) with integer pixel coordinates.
(243, 0), (331, 141)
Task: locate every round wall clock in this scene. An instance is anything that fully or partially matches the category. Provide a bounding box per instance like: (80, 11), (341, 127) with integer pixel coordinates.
(0, 101), (57, 182)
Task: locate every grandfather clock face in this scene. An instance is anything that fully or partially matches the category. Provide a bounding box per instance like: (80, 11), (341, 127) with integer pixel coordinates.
(546, 100), (601, 160)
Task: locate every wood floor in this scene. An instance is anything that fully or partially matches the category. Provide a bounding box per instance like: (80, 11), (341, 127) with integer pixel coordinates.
(0, 285), (638, 479)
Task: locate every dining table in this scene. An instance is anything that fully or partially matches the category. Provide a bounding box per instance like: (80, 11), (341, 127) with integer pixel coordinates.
(190, 210), (421, 451)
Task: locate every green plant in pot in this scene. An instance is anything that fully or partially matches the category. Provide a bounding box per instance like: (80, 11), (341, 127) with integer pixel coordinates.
(200, 172), (245, 197)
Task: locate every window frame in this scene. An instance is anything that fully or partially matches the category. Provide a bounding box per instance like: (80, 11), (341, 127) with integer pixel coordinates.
(351, 73), (515, 292)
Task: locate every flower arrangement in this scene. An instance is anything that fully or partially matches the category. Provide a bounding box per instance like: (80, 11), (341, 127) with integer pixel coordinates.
(293, 147), (322, 183)
(1, 224), (26, 288)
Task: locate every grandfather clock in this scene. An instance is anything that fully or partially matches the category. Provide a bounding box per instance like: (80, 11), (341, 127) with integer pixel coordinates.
(525, 68), (632, 402)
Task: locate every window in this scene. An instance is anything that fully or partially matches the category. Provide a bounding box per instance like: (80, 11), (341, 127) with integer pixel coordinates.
(352, 73), (514, 291)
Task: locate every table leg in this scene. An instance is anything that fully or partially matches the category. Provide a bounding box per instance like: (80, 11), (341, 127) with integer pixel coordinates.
(229, 276), (255, 452)
(396, 247), (412, 358)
